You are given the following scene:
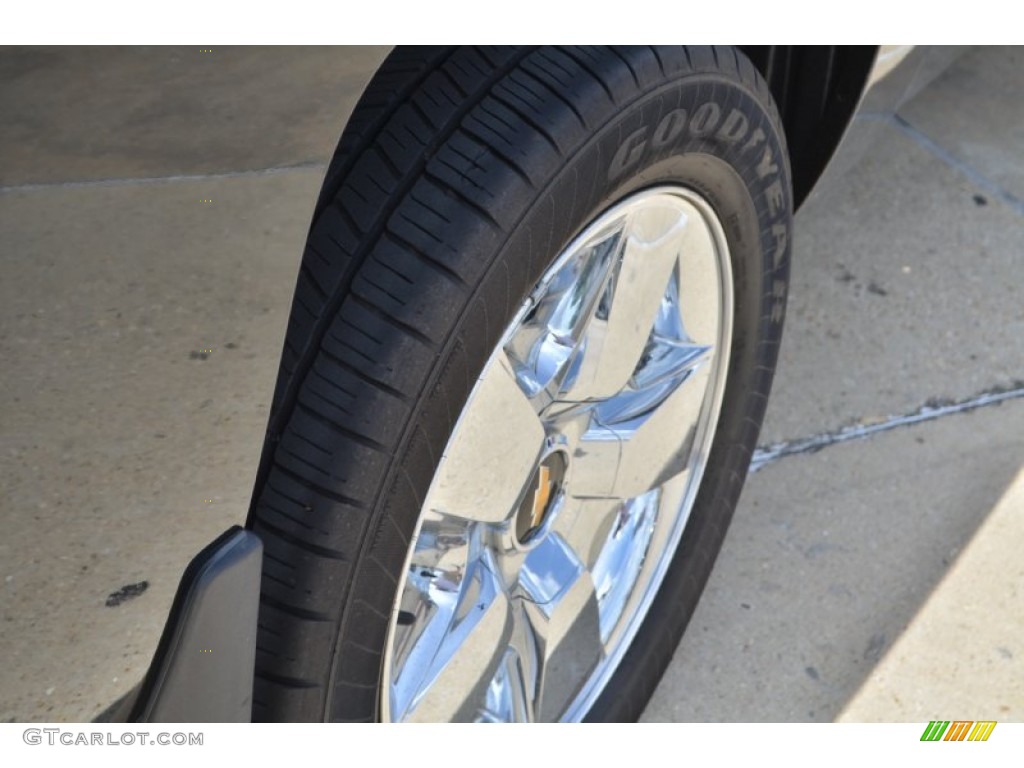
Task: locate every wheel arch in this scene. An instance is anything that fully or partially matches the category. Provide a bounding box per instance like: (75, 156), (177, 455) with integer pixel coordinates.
(738, 45), (878, 208)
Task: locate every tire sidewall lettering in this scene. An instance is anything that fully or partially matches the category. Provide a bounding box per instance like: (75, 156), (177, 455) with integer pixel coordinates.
(608, 126), (649, 180)
(651, 107), (688, 149)
(608, 101), (756, 181)
(716, 108), (749, 143)
(688, 102), (721, 137)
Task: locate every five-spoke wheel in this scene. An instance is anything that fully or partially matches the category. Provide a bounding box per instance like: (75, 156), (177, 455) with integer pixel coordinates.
(383, 187), (733, 722)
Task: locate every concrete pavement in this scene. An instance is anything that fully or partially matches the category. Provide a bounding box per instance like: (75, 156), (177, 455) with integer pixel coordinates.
(1, 46), (1020, 722)
(1, 45), (389, 722)
(645, 45), (1024, 721)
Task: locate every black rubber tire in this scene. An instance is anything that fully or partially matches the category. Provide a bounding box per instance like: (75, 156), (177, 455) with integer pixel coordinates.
(247, 45), (792, 722)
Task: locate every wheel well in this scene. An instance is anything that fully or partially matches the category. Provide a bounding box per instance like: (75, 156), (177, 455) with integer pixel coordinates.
(739, 46), (877, 207)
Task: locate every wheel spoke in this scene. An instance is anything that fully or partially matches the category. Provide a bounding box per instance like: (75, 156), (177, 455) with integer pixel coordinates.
(476, 586), (561, 722)
(608, 360), (711, 499)
(589, 488), (660, 643)
(550, 492), (660, 646)
(598, 202), (727, 499)
(516, 533), (603, 721)
(477, 645), (534, 723)
(559, 203), (690, 403)
(556, 408), (621, 499)
(390, 548), (514, 723)
(428, 351), (546, 525)
(504, 218), (626, 404)
(550, 496), (620, 572)
(674, 204), (726, 348)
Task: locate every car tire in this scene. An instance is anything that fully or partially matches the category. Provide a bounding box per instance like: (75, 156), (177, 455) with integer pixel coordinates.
(248, 45), (791, 722)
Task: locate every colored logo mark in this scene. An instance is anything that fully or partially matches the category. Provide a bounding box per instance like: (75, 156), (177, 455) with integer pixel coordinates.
(920, 721), (996, 742)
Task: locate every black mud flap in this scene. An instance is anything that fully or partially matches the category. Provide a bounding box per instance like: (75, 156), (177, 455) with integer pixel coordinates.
(125, 526), (263, 722)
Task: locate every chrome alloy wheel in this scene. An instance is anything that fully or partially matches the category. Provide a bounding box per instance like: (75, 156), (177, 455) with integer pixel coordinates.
(381, 185), (734, 722)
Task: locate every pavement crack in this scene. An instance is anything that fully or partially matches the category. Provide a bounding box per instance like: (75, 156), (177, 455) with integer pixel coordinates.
(750, 381), (1024, 473)
(0, 162), (327, 195)
(889, 114), (1024, 216)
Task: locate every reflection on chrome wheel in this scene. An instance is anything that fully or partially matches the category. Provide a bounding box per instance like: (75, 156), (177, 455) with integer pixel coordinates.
(382, 187), (734, 722)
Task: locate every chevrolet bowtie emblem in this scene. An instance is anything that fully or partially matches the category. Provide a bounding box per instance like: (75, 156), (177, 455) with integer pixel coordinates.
(516, 452), (567, 544)
(530, 465), (555, 530)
